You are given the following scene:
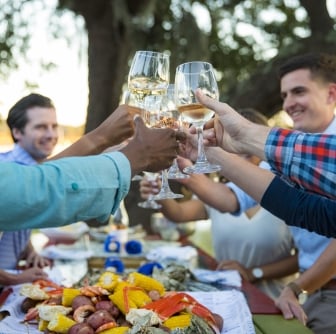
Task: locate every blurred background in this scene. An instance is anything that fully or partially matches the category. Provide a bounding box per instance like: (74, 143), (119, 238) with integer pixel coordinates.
(0, 0), (335, 240)
(0, 0), (335, 136)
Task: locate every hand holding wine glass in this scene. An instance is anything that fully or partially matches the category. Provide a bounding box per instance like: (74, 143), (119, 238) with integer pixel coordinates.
(175, 61), (221, 174)
(143, 93), (184, 200)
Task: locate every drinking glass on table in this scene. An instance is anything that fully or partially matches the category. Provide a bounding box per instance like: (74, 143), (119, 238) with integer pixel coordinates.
(175, 61), (221, 174)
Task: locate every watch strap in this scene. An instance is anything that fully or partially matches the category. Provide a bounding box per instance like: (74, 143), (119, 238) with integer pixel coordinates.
(287, 282), (304, 297)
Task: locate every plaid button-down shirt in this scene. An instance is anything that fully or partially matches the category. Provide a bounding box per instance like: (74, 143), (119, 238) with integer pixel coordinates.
(265, 128), (336, 199)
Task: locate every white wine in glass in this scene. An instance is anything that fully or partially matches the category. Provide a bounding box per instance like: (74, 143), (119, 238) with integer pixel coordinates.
(128, 50), (170, 106)
(146, 91), (184, 200)
(175, 61), (221, 174)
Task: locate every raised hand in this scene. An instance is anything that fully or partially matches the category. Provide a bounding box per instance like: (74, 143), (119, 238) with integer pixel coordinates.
(196, 89), (270, 160)
(139, 175), (160, 200)
(121, 116), (185, 175)
(95, 104), (141, 146)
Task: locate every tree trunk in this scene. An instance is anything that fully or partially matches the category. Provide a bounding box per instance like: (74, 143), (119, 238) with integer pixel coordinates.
(69, 1), (131, 132)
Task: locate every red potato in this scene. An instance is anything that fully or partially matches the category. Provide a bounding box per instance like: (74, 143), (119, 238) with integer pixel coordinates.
(95, 300), (120, 318)
(68, 322), (95, 334)
(71, 295), (94, 310)
(86, 310), (115, 330)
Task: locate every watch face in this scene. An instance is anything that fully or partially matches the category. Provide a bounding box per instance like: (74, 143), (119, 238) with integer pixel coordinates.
(252, 268), (263, 279)
(298, 291), (308, 305)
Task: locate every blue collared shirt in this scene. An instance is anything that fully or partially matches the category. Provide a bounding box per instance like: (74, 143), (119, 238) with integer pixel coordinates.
(0, 144), (36, 166)
(0, 152), (131, 230)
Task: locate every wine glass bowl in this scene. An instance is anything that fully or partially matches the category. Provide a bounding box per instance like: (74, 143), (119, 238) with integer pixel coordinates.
(128, 51), (170, 104)
(175, 61), (221, 174)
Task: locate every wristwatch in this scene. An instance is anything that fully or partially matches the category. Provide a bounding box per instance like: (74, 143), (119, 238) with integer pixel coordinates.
(287, 282), (308, 305)
(251, 267), (264, 280)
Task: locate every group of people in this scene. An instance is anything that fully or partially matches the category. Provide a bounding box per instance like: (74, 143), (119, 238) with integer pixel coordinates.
(140, 52), (336, 334)
(1, 52), (336, 334)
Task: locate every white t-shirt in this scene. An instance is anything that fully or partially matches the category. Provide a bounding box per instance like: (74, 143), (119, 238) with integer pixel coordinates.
(206, 204), (295, 299)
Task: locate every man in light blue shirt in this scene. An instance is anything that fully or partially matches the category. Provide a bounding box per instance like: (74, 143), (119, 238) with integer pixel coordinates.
(0, 105), (180, 229)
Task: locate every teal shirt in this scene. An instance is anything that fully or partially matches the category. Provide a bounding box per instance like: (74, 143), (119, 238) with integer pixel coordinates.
(0, 151), (131, 230)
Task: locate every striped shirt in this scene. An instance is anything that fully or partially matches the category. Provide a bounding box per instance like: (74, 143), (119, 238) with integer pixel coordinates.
(0, 145), (36, 269)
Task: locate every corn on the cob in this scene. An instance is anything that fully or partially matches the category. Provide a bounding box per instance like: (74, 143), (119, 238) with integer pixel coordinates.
(47, 313), (76, 333)
(114, 281), (133, 292)
(109, 290), (137, 314)
(38, 319), (49, 331)
(61, 287), (81, 306)
(163, 314), (192, 329)
(98, 326), (130, 334)
(96, 272), (120, 291)
(127, 288), (152, 307)
(127, 272), (165, 295)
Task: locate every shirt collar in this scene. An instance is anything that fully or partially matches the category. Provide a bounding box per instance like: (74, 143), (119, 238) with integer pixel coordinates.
(11, 144), (37, 165)
(323, 116), (336, 135)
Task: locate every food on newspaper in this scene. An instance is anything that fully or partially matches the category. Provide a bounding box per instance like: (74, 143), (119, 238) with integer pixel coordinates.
(20, 271), (223, 334)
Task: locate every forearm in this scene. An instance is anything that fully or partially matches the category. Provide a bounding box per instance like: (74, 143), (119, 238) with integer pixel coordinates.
(0, 270), (20, 286)
(250, 255), (298, 282)
(50, 130), (108, 160)
(295, 240), (336, 293)
(180, 174), (239, 213)
(160, 199), (207, 222)
(206, 147), (274, 202)
(261, 176), (336, 238)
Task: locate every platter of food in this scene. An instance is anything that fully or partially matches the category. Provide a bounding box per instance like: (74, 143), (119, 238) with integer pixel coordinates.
(4, 271), (223, 334)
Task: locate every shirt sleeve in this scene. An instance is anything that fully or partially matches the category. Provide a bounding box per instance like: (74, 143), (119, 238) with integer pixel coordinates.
(0, 152), (131, 230)
(261, 176), (336, 238)
(265, 128), (336, 199)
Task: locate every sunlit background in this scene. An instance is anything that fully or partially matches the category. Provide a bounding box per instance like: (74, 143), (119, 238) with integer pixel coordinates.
(0, 0), (335, 129)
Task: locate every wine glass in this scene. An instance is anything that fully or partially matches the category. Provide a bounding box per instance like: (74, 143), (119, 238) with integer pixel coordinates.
(128, 50), (170, 109)
(138, 172), (162, 210)
(165, 85), (190, 180)
(137, 95), (166, 209)
(127, 50), (169, 180)
(147, 92), (184, 200)
(175, 61), (221, 174)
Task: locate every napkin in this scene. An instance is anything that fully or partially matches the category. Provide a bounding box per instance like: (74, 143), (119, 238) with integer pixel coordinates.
(146, 245), (198, 268)
(192, 268), (242, 288)
(40, 245), (93, 260)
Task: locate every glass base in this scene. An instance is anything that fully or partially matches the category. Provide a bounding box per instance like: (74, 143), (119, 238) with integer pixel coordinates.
(138, 200), (162, 210)
(132, 174), (143, 181)
(153, 191), (184, 200)
(167, 170), (190, 179)
(183, 162), (221, 174)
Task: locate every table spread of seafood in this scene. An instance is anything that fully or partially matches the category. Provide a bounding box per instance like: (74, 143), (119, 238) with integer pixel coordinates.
(0, 261), (255, 334)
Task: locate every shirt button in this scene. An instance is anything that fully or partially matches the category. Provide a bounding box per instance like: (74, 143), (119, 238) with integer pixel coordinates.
(71, 182), (79, 191)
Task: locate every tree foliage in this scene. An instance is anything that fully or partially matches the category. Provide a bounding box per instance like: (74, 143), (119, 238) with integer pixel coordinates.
(0, 0), (335, 131)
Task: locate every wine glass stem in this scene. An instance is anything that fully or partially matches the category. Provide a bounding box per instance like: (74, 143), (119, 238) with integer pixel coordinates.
(196, 125), (209, 164)
(159, 169), (171, 194)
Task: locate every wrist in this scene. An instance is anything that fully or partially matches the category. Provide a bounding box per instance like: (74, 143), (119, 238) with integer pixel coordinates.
(244, 123), (270, 160)
(286, 282), (308, 305)
(249, 267), (264, 282)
